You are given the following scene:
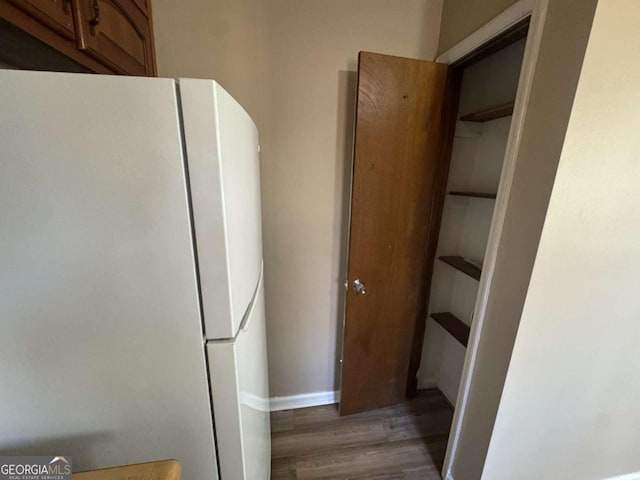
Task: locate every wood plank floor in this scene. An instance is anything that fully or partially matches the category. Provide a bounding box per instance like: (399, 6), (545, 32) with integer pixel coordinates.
(270, 390), (453, 480)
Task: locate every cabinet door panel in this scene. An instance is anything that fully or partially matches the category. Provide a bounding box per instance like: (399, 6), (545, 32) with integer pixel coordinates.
(130, 0), (148, 15)
(8, 0), (75, 39)
(73, 0), (155, 76)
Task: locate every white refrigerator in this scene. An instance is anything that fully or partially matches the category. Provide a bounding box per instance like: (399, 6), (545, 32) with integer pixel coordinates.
(0, 71), (270, 480)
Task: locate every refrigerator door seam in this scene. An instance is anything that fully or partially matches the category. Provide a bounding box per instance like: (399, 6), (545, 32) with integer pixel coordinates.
(174, 78), (223, 480)
(239, 262), (264, 333)
(205, 261), (264, 344)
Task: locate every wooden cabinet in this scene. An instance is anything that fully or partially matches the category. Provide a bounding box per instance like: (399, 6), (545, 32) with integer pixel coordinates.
(7, 0), (75, 39)
(130, 0), (148, 15)
(73, 0), (156, 76)
(0, 0), (156, 75)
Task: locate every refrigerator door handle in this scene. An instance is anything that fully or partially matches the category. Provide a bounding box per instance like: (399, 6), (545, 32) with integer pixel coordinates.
(239, 262), (264, 332)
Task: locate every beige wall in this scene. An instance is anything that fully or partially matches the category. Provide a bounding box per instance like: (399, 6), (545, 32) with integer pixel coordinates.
(437, 0), (517, 55)
(152, 0), (443, 397)
(152, 0), (269, 127)
(449, 1), (598, 478)
(483, 1), (640, 479)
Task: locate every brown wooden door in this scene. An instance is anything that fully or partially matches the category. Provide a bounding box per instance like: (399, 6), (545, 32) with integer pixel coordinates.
(72, 0), (156, 76)
(8, 0), (76, 39)
(340, 52), (448, 415)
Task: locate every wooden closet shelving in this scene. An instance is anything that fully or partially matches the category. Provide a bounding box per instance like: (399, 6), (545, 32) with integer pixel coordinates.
(431, 312), (470, 347)
(449, 191), (497, 199)
(459, 101), (515, 122)
(439, 256), (482, 281)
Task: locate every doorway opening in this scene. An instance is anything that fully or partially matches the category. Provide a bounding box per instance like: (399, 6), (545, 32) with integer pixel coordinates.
(414, 24), (529, 407)
(336, 11), (533, 480)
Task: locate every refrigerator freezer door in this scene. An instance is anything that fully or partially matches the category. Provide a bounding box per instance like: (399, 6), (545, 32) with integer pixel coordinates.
(207, 265), (271, 480)
(180, 79), (263, 340)
(0, 71), (218, 479)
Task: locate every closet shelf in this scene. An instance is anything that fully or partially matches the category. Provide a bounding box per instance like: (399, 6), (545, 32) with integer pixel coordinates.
(449, 191), (497, 199)
(431, 312), (470, 347)
(459, 101), (514, 122)
(439, 256), (482, 281)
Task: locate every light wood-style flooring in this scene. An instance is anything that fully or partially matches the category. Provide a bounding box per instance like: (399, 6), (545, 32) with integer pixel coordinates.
(270, 390), (453, 479)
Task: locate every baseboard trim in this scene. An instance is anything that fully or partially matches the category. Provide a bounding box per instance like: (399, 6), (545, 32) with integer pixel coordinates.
(270, 390), (340, 412)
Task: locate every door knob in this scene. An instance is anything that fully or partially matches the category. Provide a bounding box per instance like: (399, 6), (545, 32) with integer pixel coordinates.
(352, 279), (367, 295)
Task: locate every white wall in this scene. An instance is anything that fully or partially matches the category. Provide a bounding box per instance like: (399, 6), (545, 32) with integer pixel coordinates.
(482, 1), (640, 478)
(152, 0), (444, 397)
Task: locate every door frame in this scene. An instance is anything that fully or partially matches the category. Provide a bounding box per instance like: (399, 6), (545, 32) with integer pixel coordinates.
(435, 1), (549, 479)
